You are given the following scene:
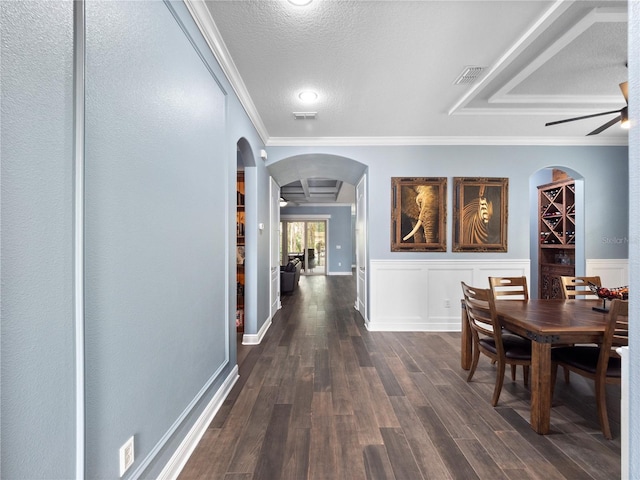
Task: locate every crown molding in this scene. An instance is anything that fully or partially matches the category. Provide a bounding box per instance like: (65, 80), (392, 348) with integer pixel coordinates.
(184, 0), (270, 144)
(267, 136), (628, 147)
(185, 1), (628, 150)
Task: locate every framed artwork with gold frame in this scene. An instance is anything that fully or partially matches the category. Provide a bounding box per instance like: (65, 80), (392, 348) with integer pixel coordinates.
(453, 177), (508, 252)
(391, 177), (447, 252)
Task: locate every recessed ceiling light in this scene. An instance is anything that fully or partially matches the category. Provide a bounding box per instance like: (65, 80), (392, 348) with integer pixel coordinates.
(298, 90), (318, 103)
(288, 0), (312, 5)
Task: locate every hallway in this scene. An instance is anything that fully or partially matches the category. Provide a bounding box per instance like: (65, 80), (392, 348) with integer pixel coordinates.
(180, 274), (620, 479)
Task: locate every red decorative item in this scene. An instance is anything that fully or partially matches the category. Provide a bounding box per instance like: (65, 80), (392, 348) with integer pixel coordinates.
(589, 282), (628, 312)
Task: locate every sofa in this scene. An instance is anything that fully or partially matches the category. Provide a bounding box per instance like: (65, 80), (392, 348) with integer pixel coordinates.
(280, 258), (302, 293)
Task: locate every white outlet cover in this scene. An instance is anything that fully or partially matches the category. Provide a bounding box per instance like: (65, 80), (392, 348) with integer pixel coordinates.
(119, 436), (134, 477)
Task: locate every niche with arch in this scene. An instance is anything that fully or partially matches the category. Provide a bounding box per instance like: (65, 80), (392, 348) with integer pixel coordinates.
(538, 170), (575, 299)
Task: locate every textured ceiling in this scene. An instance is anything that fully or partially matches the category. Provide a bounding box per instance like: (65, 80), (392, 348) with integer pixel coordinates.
(188, 0), (629, 202)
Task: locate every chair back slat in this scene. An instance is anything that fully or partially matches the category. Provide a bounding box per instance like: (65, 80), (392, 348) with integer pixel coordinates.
(461, 282), (503, 349)
(489, 276), (529, 300)
(598, 299), (629, 368)
(560, 276), (602, 300)
(610, 300), (629, 349)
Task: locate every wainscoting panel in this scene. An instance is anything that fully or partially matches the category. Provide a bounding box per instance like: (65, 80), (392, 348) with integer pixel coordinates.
(586, 259), (629, 287)
(367, 259), (530, 332)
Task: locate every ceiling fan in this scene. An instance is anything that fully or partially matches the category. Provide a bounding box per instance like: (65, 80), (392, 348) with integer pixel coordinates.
(545, 81), (629, 135)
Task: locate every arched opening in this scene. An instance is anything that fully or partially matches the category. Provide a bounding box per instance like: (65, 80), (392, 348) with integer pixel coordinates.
(267, 154), (368, 319)
(530, 166), (585, 299)
(236, 138), (256, 336)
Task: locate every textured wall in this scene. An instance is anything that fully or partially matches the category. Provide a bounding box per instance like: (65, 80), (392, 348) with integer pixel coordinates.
(83, 1), (228, 477)
(269, 144), (629, 262)
(1, 0), (264, 477)
(0, 2), (76, 478)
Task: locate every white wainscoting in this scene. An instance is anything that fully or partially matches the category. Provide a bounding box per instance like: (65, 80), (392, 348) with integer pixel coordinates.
(586, 259), (629, 287)
(367, 259), (530, 332)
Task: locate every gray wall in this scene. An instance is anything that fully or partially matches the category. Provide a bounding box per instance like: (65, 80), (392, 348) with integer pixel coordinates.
(1, 2), (76, 478)
(1, 1), (267, 478)
(269, 145), (629, 264)
(84, 2), (228, 477)
(280, 205), (354, 274)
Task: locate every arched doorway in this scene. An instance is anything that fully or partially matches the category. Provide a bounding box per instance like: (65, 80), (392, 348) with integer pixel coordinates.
(267, 154), (368, 320)
(530, 166), (585, 299)
(236, 138), (256, 338)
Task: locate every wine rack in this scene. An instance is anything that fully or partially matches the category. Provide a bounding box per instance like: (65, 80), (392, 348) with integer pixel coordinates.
(236, 171), (245, 333)
(538, 178), (575, 299)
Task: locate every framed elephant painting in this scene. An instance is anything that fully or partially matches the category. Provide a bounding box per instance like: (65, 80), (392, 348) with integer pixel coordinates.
(391, 177), (447, 252)
(453, 177), (508, 252)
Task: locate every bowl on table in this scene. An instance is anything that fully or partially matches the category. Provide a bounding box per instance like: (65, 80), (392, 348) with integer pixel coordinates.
(588, 283), (628, 311)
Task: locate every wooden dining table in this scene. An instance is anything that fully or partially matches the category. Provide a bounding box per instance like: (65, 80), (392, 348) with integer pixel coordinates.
(460, 298), (610, 434)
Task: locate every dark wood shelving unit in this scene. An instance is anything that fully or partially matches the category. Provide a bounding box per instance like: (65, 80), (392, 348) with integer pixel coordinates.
(236, 171), (245, 333)
(538, 177), (575, 299)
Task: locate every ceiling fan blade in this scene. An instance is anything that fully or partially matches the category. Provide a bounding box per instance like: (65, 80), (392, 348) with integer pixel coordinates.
(586, 115), (621, 136)
(545, 109), (622, 127)
(620, 81), (628, 103)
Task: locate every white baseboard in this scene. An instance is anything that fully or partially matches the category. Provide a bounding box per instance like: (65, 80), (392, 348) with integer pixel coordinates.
(327, 271), (353, 276)
(157, 366), (239, 480)
(365, 317), (459, 332)
(242, 317), (272, 345)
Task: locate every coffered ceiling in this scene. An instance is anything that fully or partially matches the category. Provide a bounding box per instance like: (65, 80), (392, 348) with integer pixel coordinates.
(187, 0), (629, 202)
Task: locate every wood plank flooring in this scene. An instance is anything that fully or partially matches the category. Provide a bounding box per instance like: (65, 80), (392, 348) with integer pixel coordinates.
(180, 274), (621, 479)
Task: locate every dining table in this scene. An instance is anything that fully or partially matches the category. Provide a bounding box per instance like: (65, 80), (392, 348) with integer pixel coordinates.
(460, 298), (610, 434)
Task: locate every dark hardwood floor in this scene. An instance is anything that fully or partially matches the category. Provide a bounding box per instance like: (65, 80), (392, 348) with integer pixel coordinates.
(180, 274), (621, 479)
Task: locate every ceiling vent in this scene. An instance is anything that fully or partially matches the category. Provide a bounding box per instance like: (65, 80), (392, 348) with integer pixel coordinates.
(453, 66), (486, 85)
(293, 112), (317, 120)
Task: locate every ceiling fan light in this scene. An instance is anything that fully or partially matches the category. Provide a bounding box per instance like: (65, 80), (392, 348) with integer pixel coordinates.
(621, 107), (630, 129)
(620, 81), (629, 103)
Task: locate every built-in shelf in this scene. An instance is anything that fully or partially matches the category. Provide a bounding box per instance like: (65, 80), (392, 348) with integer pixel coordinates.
(538, 177), (575, 299)
(236, 171), (245, 333)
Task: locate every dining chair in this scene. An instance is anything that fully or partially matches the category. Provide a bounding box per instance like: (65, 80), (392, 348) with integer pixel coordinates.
(560, 275), (602, 300)
(461, 281), (532, 406)
(551, 299), (628, 439)
(558, 275), (603, 383)
(488, 276), (529, 300)
(488, 276), (529, 381)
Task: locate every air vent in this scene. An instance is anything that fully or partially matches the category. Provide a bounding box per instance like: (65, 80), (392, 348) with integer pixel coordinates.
(453, 66), (486, 85)
(293, 112), (317, 120)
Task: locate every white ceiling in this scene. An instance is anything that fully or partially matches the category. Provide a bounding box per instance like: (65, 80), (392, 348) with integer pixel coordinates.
(188, 0), (629, 202)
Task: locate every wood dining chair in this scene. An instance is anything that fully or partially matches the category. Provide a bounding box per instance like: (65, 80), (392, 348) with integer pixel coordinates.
(488, 276), (529, 381)
(461, 281), (532, 406)
(551, 299), (628, 439)
(558, 276), (603, 383)
(488, 276), (529, 300)
(560, 275), (602, 300)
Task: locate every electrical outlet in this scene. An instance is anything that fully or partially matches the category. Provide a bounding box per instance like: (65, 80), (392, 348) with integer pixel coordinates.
(119, 436), (134, 477)
(444, 299), (451, 308)
(338, 262), (342, 266)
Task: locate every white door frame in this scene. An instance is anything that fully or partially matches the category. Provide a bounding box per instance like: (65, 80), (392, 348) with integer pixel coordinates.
(270, 178), (281, 315)
(356, 174), (368, 322)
